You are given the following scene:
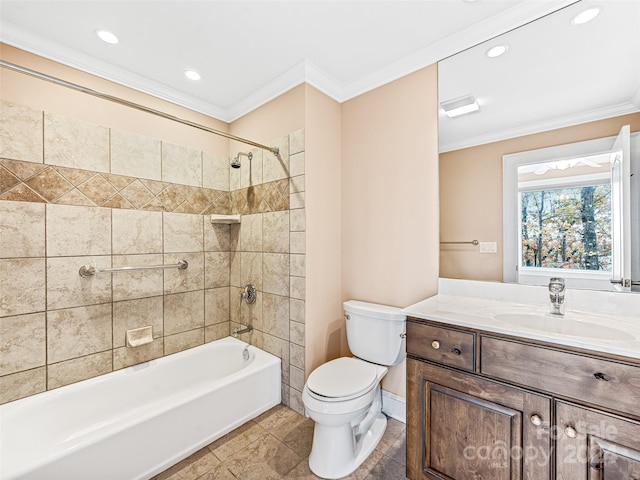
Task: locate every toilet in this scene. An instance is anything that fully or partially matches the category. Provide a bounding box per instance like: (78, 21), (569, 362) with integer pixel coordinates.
(303, 300), (406, 479)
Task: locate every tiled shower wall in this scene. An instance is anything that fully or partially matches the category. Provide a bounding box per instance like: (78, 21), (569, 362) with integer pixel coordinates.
(0, 99), (305, 413)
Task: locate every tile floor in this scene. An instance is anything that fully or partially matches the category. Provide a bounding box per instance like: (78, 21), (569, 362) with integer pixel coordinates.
(152, 404), (408, 480)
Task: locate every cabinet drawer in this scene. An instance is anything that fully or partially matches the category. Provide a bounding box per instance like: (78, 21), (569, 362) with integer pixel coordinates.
(407, 320), (475, 371)
(481, 336), (640, 418)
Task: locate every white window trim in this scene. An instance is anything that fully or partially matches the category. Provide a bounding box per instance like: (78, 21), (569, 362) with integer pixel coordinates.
(503, 135), (625, 290)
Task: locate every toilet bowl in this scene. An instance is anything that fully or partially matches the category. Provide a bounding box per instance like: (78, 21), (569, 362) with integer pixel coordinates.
(303, 301), (406, 479)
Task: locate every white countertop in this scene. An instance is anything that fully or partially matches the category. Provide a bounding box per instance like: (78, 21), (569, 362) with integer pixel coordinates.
(402, 279), (640, 360)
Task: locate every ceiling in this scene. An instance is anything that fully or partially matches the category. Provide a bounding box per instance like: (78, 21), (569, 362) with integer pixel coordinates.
(438, 0), (640, 152)
(1, 0), (577, 123)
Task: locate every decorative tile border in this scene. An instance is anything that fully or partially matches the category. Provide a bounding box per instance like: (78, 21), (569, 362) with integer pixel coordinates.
(0, 158), (289, 215)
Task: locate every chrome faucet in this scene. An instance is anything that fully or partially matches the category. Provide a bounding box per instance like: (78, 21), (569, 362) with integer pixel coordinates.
(233, 324), (254, 338)
(549, 277), (565, 316)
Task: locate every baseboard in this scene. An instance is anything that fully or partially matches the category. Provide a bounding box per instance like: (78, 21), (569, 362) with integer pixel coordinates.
(381, 389), (406, 424)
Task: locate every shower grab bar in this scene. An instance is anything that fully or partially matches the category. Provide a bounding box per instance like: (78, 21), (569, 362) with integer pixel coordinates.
(0, 61), (279, 156)
(440, 240), (479, 246)
(79, 260), (188, 277)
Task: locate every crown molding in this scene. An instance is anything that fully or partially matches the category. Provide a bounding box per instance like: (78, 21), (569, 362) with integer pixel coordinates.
(0, 0), (577, 123)
(439, 102), (640, 153)
(0, 21), (229, 121)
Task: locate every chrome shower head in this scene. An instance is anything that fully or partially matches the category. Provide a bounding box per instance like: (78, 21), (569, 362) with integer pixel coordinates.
(230, 151), (252, 169)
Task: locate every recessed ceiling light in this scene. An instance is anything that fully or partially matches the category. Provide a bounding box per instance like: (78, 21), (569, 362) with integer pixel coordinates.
(571, 6), (602, 25)
(440, 94), (480, 118)
(94, 29), (119, 45)
(184, 70), (202, 81)
(486, 45), (508, 58)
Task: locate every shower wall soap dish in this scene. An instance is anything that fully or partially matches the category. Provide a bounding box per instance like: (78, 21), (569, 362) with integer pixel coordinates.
(126, 326), (154, 348)
(210, 214), (241, 224)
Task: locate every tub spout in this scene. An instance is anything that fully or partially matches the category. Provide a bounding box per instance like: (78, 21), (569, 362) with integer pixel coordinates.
(233, 324), (254, 338)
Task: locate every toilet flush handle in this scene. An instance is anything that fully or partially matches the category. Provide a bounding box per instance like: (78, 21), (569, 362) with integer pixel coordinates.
(400, 332), (407, 338)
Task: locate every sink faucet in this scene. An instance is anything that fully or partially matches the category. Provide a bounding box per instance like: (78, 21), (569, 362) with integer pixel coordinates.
(549, 277), (565, 316)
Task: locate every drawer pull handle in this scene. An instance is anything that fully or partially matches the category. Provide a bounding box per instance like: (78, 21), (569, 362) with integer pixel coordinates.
(565, 426), (578, 439)
(431, 341), (441, 350)
(593, 372), (609, 381)
(530, 414), (543, 426)
(451, 348), (462, 355)
(589, 462), (603, 471)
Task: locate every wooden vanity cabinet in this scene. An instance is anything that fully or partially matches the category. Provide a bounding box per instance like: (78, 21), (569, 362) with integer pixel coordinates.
(407, 317), (640, 480)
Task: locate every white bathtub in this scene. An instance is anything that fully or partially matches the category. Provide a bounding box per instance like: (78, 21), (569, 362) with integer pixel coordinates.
(0, 336), (281, 480)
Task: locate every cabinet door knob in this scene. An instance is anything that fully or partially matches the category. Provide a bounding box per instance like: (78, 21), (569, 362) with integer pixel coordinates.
(530, 414), (543, 426)
(431, 340), (440, 350)
(451, 348), (462, 355)
(593, 372), (609, 381)
(565, 426), (578, 439)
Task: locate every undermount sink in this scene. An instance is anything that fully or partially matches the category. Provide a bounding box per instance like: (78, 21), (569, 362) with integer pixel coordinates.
(493, 314), (631, 341)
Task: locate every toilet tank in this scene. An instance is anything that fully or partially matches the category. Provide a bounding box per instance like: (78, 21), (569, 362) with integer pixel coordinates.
(343, 300), (406, 366)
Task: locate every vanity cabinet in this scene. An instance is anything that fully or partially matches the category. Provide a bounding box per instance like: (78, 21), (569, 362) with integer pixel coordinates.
(406, 318), (640, 480)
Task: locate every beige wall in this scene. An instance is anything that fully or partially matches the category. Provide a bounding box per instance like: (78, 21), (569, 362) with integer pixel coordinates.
(440, 112), (640, 282)
(341, 65), (440, 397)
(304, 85), (345, 376)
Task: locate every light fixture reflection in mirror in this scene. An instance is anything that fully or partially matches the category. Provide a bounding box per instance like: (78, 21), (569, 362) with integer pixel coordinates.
(438, 0), (640, 293)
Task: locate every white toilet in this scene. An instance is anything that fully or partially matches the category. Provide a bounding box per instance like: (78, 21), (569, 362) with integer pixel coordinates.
(302, 300), (406, 479)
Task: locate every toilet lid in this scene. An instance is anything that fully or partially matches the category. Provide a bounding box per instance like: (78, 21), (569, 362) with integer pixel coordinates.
(307, 357), (378, 398)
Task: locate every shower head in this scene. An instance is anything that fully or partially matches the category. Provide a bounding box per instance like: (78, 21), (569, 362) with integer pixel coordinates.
(231, 151), (252, 169)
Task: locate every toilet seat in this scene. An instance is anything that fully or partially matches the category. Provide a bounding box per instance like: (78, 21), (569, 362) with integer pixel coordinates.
(306, 357), (378, 402)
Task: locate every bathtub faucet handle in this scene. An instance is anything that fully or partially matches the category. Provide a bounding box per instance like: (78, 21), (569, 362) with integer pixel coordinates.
(240, 284), (257, 305)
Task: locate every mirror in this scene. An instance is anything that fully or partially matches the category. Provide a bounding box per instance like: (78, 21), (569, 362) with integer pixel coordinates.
(438, 0), (640, 292)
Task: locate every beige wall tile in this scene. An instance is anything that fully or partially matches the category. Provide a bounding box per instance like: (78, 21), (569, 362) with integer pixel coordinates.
(263, 253), (289, 296)
(47, 255), (112, 310)
(289, 386), (304, 415)
(262, 293), (289, 341)
(290, 232), (305, 254)
(164, 328), (204, 355)
(290, 342), (305, 370)
(0, 258), (45, 317)
(47, 351), (112, 390)
(263, 332), (290, 385)
(289, 152), (305, 178)
(290, 276), (306, 300)
(290, 299), (305, 323)
(290, 254), (305, 277)
(289, 175), (305, 194)
(0, 201), (45, 258)
(112, 254), (164, 301)
(241, 292), (262, 331)
(161, 142), (202, 187)
(205, 323), (229, 343)
(290, 192), (305, 209)
(229, 251), (241, 287)
(290, 321), (305, 347)
(229, 286), (242, 324)
(263, 211), (289, 253)
(204, 252), (230, 289)
(0, 100), (43, 163)
(44, 113), (109, 172)
(289, 128), (305, 156)
(164, 290), (204, 335)
(203, 152), (230, 191)
(241, 252), (262, 290)
(0, 367), (46, 404)
(47, 304), (112, 363)
(164, 252), (205, 294)
(205, 287), (230, 325)
(205, 223), (231, 252)
(112, 209), (162, 254)
(113, 340), (163, 370)
(46, 204), (111, 256)
(263, 135), (290, 183)
(289, 209), (305, 233)
(290, 366), (304, 392)
(112, 296), (164, 347)
(0, 312), (46, 375)
(163, 212), (203, 253)
(111, 130), (161, 180)
(239, 214), (262, 252)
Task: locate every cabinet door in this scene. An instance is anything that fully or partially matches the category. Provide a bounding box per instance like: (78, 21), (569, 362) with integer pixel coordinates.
(407, 359), (552, 480)
(556, 401), (640, 480)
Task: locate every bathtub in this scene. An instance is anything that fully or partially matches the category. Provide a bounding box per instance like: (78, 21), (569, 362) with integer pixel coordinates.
(0, 336), (281, 480)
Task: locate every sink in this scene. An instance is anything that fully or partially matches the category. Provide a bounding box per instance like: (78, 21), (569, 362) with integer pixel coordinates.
(493, 314), (631, 341)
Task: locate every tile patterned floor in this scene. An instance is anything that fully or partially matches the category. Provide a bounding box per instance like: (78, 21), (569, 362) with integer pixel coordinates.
(152, 404), (409, 480)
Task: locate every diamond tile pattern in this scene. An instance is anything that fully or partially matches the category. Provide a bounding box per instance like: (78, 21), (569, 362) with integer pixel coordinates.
(0, 158), (289, 216)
